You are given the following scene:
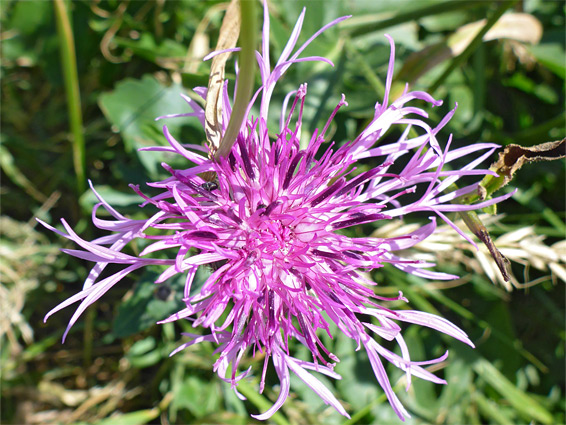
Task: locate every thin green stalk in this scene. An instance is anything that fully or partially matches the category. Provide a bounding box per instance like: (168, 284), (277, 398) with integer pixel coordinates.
(54, 0), (86, 194)
(429, 0), (519, 94)
(215, 0), (257, 160)
(83, 307), (94, 367)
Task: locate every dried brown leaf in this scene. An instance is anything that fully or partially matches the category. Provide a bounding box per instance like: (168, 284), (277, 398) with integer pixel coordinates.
(451, 13), (542, 55)
(490, 138), (566, 189)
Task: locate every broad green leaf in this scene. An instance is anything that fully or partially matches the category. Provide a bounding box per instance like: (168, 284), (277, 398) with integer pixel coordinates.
(113, 33), (186, 66)
(112, 271), (182, 338)
(527, 43), (566, 79)
(98, 74), (198, 178)
(126, 336), (163, 369)
(79, 185), (142, 211)
(335, 334), (380, 412)
(7, 0), (52, 35)
(235, 379), (291, 425)
(287, 345), (344, 424)
(171, 375), (221, 418)
(112, 267), (211, 338)
(437, 353), (474, 424)
(398, 326), (439, 421)
(504, 73), (559, 104)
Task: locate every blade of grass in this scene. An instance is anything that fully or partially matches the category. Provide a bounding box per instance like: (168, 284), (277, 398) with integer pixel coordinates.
(513, 184), (566, 234)
(473, 392), (514, 425)
(344, 1), (491, 37)
(308, 43), (347, 137)
(508, 113), (565, 145)
(341, 392), (388, 425)
(343, 38), (420, 140)
(54, 0), (86, 194)
(386, 268), (548, 372)
(429, 0), (519, 94)
(421, 284), (548, 373)
(473, 357), (554, 424)
(92, 408), (161, 425)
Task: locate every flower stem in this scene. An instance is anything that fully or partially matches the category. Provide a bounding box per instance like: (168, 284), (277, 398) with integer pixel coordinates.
(54, 0), (86, 194)
(214, 0), (258, 160)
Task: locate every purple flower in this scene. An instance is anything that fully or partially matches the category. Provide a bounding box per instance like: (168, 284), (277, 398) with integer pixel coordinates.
(40, 3), (513, 421)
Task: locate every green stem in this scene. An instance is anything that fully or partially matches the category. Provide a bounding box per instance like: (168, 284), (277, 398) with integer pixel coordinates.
(215, 0), (257, 160)
(429, 0), (519, 94)
(83, 307), (94, 367)
(54, 0), (86, 194)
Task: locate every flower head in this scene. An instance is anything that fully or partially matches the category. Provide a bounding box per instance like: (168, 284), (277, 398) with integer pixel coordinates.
(40, 3), (512, 421)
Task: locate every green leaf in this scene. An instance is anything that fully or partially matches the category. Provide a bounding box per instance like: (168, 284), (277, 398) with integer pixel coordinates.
(235, 379), (291, 425)
(112, 272), (180, 338)
(113, 33), (186, 65)
(335, 333), (380, 412)
(399, 326), (439, 421)
(437, 354), (474, 424)
(528, 43), (566, 79)
(8, 0), (52, 35)
(112, 267), (211, 338)
(98, 74), (198, 178)
(126, 336), (163, 369)
(171, 375), (221, 418)
(79, 185), (142, 212)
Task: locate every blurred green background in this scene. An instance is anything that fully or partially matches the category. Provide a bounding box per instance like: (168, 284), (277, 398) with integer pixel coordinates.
(1, 0), (564, 424)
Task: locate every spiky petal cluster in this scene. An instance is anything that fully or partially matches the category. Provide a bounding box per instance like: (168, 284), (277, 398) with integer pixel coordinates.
(40, 3), (512, 421)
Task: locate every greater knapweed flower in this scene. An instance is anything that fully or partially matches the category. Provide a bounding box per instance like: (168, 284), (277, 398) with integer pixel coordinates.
(40, 3), (513, 421)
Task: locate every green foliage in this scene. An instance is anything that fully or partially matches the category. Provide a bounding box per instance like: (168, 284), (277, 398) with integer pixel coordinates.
(1, 1), (564, 424)
(98, 75), (195, 179)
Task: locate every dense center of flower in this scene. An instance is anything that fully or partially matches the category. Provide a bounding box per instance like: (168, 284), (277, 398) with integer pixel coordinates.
(241, 206), (313, 272)
(256, 219), (292, 256)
